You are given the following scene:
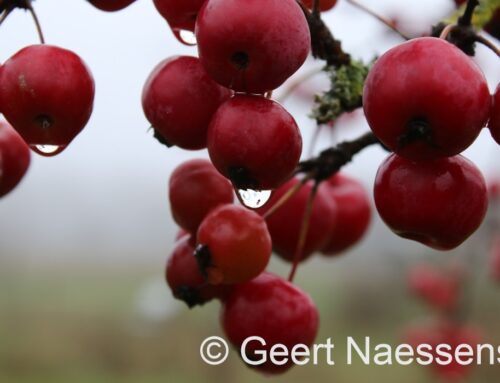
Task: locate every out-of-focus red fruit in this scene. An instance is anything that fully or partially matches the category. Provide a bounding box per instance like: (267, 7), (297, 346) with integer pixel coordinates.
(408, 264), (460, 312)
(405, 320), (482, 381)
(258, 177), (337, 262)
(490, 237), (500, 283)
(320, 173), (371, 255)
(0, 121), (31, 198)
(489, 84), (500, 145)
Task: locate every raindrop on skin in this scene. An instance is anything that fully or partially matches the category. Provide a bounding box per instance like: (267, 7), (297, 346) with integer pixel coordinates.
(236, 189), (273, 209)
(30, 144), (66, 157)
(173, 29), (197, 46)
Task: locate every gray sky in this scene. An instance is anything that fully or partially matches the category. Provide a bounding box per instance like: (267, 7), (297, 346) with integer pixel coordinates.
(0, 0), (498, 265)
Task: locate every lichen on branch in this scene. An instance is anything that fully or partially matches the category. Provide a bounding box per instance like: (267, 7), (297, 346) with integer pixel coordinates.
(311, 60), (371, 125)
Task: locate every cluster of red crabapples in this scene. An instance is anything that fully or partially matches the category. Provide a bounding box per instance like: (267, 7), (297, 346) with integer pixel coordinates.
(145, 0), (371, 374)
(365, 36), (499, 251)
(405, 262), (483, 382)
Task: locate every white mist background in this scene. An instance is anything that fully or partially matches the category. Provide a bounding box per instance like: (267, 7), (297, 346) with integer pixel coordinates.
(0, 0), (498, 267)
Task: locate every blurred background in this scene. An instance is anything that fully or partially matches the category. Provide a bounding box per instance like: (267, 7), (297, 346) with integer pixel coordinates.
(0, 0), (499, 382)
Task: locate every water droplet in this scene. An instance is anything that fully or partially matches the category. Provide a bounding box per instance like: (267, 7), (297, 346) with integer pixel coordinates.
(173, 29), (197, 46)
(30, 144), (66, 157)
(236, 189), (273, 209)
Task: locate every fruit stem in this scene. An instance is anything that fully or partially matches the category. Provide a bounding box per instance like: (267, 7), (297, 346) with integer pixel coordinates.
(439, 23), (457, 40)
(345, 0), (411, 40)
(298, 131), (380, 182)
(0, 8), (12, 26)
(26, 0), (44, 44)
(312, 0), (320, 16)
(288, 182), (318, 282)
(297, 0), (351, 67)
(263, 174), (314, 219)
(474, 34), (500, 57)
(458, 0), (479, 27)
(277, 67), (322, 104)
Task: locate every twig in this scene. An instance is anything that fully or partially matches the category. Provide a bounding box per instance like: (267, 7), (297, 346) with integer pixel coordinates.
(346, 0), (411, 41)
(288, 182), (318, 282)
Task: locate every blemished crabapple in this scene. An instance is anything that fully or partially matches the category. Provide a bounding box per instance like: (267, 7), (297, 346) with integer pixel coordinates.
(0, 45), (95, 156)
(207, 95), (302, 190)
(363, 37), (490, 160)
(374, 153), (488, 251)
(222, 272), (319, 374)
(0, 121), (31, 198)
(196, 204), (271, 285)
(166, 236), (229, 307)
(168, 159), (234, 234)
(142, 56), (231, 150)
(195, 0), (310, 93)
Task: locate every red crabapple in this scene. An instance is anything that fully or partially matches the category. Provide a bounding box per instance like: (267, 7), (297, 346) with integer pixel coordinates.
(196, 204), (271, 285)
(222, 272), (319, 374)
(0, 45), (95, 156)
(320, 173), (371, 255)
(258, 177), (337, 262)
(168, 159), (234, 234)
(303, 0), (338, 11)
(195, 0), (310, 93)
(0, 121), (30, 198)
(166, 236), (229, 307)
(363, 37), (490, 160)
(87, 0), (136, 11)
(489, 84), (500, 145)
(405, 321), (481, 381)
(142, 56), (231, 150)
(153, 0), (205, 33)
(374, 153), (488, 250)
(207, 95), (302, 190)
(408, 264), (459, 312)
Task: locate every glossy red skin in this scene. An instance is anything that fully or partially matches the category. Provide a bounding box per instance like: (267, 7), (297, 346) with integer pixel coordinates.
(207, 95), (302, 190)
(303, 0), (338, 11)
(169, 159), (234, 234)
(153, 0), (205, 32)
(222, 272), (319, 374)
(489, 84), (500, 145)
(88, 0), (136, 11)
(0, 121), (30, 197)
(320, 173), (371, 255)
(166, 236), (229, 307)
(257, 177), (337, 262)
(408, 264), (459, 312)
(195, 0), (310, 93)
(374, 153), (488, 250)
(405, 321), (481, 381)
(363, 37), (490, 160)
(0, 45), (95, 150)
(142, 56), (231, 150)
(197, 204), (271, 284)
